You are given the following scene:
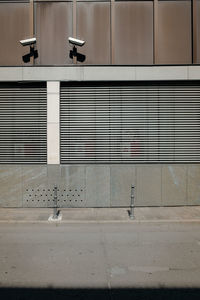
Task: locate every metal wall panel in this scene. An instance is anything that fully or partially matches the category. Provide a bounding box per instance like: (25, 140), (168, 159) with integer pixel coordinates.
(114, 1), (153, 65)
(156, 0), (192, 64)
(0, 3), (30, 66)
(0, 83), (47, 164)
(195, 0), (200, 63)
(36, 2), (73, 65)
(76, 2), (110, 65)
(60, 82), (200, 164)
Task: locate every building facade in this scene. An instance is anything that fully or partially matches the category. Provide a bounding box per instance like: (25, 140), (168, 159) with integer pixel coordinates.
(1, 0), (200, 208)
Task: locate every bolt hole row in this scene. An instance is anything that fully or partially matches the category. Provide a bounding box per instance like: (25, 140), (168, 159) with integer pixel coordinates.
(27, 199), (83, 202)
(26, 189), (83, 192)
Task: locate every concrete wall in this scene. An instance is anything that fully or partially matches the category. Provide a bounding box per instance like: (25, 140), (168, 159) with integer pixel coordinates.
(1, 66), (200, 82)
(1, 164), (200, 208)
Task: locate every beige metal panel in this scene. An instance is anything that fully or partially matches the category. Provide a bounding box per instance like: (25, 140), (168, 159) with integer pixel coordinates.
(0, 3), (30, 66)
(156, 0), (192, 64)
(76, 2), (110, 65)
(114, 1), (153, 65)
(36, 2), (73, 65)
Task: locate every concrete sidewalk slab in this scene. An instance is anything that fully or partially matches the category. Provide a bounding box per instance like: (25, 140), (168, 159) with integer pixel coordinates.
(0, 206), (200, 223)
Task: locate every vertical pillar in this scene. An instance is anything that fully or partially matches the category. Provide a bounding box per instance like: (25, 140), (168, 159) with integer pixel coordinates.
(30, 0), (34, 64)
(153, 0), (158, 64)
(47, 81), (60, 164)
(73, 0), (77, 64)
(193, 0), (197, 63)
(111, 0), (115, 64)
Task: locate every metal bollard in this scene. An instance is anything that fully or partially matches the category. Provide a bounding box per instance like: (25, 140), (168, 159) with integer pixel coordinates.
(129, 185), (135, 220)
(53, 185), (58, 219)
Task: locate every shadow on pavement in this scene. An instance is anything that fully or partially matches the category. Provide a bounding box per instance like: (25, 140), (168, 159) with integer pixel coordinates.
(0, 287), (200, 300)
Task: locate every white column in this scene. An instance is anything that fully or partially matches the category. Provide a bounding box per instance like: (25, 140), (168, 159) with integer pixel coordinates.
(47, 81), (60, 164)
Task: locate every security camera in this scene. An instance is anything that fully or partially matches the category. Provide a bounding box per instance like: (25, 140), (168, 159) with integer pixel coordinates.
(20, 37), (36, 46)
(68, 37), (85, 47)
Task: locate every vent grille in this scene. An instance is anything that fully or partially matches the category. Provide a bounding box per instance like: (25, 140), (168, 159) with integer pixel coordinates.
(0, 83), (47, 164)
(60, 82), (200, 164)
(23, 187), (85, 207)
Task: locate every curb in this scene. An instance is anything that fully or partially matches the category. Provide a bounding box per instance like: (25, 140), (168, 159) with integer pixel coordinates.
(0, 219), (200, 224)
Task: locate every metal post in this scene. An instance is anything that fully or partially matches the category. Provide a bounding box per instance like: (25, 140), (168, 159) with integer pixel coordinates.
(129, 185), (135, 220)
(53, 185), (58, 219)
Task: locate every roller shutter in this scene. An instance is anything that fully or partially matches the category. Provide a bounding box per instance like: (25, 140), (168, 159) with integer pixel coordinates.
(60, 81), (200, 164)
(0, 83), (47, 164)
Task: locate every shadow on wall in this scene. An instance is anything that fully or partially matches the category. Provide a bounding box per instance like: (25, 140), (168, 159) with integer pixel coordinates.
(22, 46), (85, 63)
(22, 47), (38, 63)
(70, 46), (86, 63)
(0, 288), (200, 300)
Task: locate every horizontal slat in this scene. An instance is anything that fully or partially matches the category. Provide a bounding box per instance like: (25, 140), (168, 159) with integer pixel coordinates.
(0, 84), (47, 164)
(61, 83), (200, 164)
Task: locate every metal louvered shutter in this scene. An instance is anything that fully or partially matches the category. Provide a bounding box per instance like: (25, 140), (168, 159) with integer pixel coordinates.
(60, 81), (200, 164)
(0, 83), (47, 164)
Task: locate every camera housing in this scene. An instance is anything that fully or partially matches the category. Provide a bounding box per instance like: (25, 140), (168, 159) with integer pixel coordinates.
(68, 37), (85, 47)
(20, 37), (36, 46)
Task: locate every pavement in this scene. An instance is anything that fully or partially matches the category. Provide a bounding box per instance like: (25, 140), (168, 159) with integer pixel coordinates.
(0, 206), (200, 223)
(1, 207), (200, 299)
(1, 222), (200, 299)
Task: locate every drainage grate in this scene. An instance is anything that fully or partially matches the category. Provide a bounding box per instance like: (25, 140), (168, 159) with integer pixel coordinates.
(23, 187), (85, 207)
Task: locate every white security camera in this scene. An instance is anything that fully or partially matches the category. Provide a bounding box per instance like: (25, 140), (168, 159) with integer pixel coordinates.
(68, 37), (85, 47)
(20, 37), (36, 46)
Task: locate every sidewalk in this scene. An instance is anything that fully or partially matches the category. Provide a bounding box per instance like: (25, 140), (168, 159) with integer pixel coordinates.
(0, 206), (200, 223)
